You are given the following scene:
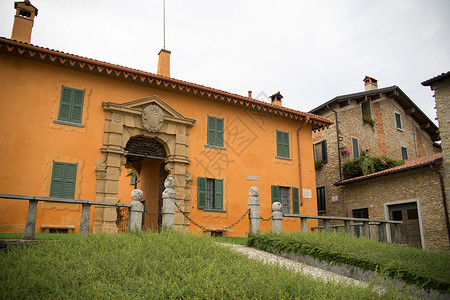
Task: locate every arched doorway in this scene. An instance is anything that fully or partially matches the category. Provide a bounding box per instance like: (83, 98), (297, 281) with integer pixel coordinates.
(124, 137), (168, 231)
(94, 95), (196, 233)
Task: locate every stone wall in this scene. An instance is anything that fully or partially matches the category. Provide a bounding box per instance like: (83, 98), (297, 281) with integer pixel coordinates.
(340, 166), (448, 251)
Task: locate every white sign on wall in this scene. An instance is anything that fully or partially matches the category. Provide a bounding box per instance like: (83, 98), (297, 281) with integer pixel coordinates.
(302, 189), (312, 199)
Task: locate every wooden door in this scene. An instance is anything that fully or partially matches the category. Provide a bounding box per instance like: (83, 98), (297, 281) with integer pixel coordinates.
(389, 202), (421, 248)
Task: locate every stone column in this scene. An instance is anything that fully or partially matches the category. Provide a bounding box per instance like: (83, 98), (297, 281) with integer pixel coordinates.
(79, 204), (91, 235)
(129, 189), (144, 232)
(162, 177), (176, 229)
(271, 202), (283, 233)
(22, 200), (38, 240)
(248, 187), (260, 234)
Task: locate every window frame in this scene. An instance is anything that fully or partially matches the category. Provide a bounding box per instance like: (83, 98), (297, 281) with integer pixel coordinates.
(49, 161), (78, 199)
(57, 86), (85, 125)
(316, 186), (326, 212)
(206, 116), (224, 147)
(313, 140), (327, 163)
(276, 130), (290, 159)
(197, 177), (224, 212)
(351, 137), (360, 159)
(271, 185), (299, 215)
(401, 147), (408, 160)
(395, 112), (403, 131)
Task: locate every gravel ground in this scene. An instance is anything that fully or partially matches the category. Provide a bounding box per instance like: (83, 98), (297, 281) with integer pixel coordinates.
(218, 243), (374, 288)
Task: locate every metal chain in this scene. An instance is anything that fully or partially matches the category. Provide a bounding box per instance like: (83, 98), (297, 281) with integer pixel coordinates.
(173, 201), (249, 232)
(143, 209), (159, 216)
(260, 215), (273, 222)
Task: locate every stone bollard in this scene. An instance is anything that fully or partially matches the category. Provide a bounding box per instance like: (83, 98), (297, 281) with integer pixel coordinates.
(22, 200), (38, 240)
(129, 189), (144, 232)
(271, 202), (283, 233)
(248, 187), (260, 234)
(161, 177), (176, 229)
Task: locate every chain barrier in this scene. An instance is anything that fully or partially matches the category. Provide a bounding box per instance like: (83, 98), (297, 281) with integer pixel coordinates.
(173, 201), (249, 232)
(143, 209), (159, 216)
(260, 215), (273, 222)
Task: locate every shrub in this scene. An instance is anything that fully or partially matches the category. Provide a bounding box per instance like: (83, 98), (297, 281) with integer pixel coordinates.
(363, 116), (376, 127)
(343, 153), (403, 179)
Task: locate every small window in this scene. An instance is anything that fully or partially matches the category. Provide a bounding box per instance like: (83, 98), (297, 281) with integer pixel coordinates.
(197, 177), (223, 211)
(361, 101), (371, 119)
(276, 130), (290, 158)
(271, 185), (299, 214)
(351, 137), (360, 159)
(58, 86), (85, 124)
(19, 9), (31, 18)
(401, 147), (408, 160)
(207, 116), (224, 147)
(395, 112), (402, 130)
(316, 186), (326, 211)
(130, 176), (136, 185)
(50, 161), (78, 199)
(313, 140), (327, 163)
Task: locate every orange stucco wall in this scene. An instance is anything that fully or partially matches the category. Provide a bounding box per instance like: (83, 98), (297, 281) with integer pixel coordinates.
(0, 52), (318, 236)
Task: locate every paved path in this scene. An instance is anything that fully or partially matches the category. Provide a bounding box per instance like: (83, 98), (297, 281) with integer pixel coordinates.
(219, 243), (374, 289)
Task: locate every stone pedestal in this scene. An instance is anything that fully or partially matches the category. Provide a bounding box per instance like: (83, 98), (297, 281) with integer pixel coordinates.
(162, 177), (176, 229)
(248, 187), (260, 234)
(129, 189), (144, 231)
(271, 202), (283, 233)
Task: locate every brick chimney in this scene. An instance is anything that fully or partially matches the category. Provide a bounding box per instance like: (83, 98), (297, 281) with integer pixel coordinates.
(270, 91), (283, 106)
(11, 1), (38, 44)
(157, 49), (171, 77)
(364, 76), (378, 91)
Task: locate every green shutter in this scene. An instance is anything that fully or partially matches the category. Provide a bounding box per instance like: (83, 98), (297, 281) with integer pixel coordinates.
(58, 87), (73, 121)
(197, 177), (207, 209)
(50, 162), (77, 199)
(352, 138), (359, 159)
(216, 118), (224, 147)
(50, 162), (65, 197)
(283, 132), (290, 158)
(395, 113), (402, 129)
(276, 131), (283, 156)
(58, 86), (84, 123)
(271, 185), (279, 204)
(321, 140), (327, 163)
(71, 89), (84, 123)
(63, 163), (77, 199)
(292, 187), (299, 214)
(214, 179), (223, 210)
(207, 116), (215, 145)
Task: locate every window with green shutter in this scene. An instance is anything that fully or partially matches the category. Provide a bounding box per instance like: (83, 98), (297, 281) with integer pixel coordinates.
(207, 116), (224, 147)
(271, 185), (299, 215)
(50, 161), (78, 199)
(58, 86), (85, 124)
(395, 112), (402, 130)
(313, 140), (327, 163)
(197, 177), (223, 211)
(276, 130), (290, 158)
(351, 137), (359, 159)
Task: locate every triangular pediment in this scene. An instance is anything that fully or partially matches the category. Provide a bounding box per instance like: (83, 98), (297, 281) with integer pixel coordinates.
(103, 95), (195, 125)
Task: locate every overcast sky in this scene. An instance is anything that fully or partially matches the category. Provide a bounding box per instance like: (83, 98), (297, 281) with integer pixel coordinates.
(1, 0), (449, 125)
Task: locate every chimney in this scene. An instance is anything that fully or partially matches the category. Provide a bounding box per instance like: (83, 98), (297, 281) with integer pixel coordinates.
(11, 1), (38, 44)
(248, 90), (252, 98)
(364, 76), (378, 91)
(270, 91), (283, 106)
(157, 49), (171, 77)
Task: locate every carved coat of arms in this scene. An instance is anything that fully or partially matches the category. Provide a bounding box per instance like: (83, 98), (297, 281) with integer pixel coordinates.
(142, 104), (164, 132)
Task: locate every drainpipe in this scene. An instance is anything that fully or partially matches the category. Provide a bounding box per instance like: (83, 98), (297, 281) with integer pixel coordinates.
(329, 108), (343, 180)
(297, 116), (310, 208)
(429, 162), (450, 244)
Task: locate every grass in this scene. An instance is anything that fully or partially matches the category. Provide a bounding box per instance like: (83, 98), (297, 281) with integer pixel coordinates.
(213, 236), (247, 245)
(248, 231), (450, 293)
(0, 230), (406, 299)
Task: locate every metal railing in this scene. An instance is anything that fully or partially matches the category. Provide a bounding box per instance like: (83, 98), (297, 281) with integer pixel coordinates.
(0, 194), (131, 240)
(284, 214), (403, 243)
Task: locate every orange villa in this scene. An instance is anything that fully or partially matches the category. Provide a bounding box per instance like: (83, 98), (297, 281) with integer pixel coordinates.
(0, 1), (332, 236)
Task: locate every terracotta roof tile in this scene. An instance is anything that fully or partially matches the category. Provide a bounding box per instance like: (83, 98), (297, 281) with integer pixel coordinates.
(421, 71), (450, 86)
(335, 153), (443, 186)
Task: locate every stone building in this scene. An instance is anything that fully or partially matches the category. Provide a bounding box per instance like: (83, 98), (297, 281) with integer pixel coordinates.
(309, 77), (446, 249)
(422, 71), (450, 250)
(0, 1), (332, 236)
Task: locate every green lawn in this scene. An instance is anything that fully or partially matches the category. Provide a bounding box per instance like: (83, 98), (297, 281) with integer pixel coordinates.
(0, 230), (406, 299)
